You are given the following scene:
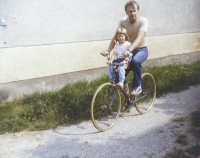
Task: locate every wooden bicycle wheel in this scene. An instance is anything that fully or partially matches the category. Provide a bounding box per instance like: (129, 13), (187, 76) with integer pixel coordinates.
(135, 73), (156, 114)
(91, 82), (121, 132)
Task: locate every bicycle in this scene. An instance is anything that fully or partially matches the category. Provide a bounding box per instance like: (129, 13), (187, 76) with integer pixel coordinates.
(91, 62), (156, 132)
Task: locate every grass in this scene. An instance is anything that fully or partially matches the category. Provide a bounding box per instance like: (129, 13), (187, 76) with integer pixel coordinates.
(164, 108), (200, 158)
(164, 148), (194, 158)
(172, 117), (186, 123)
(190, 110), (200, 139)
(145, 61), (200, 97)
(176, 134), (189, 145)
(0, 61), (200, 135)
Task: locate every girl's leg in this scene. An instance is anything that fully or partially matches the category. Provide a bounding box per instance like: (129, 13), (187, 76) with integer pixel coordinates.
(108, 65), (114, 81)
(118, 64), (126, 83)
(131, 48), (148, 90)
(108, 58), (123, 81)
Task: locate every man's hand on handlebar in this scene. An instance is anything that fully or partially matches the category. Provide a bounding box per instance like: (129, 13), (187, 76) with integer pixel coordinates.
(123, 50), (131, 57)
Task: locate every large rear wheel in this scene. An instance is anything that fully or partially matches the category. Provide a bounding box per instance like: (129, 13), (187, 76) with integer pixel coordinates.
(135, 73), (156, 114)
(91, 82), (121, 131)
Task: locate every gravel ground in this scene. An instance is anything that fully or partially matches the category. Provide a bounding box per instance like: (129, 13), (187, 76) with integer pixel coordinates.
(0, 85), (200, 158)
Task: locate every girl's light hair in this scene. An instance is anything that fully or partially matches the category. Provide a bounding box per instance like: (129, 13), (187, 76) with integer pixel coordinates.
(115, 27), (129, 42)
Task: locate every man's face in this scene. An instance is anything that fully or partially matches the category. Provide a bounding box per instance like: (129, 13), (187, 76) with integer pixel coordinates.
(125, 5), (138, 22)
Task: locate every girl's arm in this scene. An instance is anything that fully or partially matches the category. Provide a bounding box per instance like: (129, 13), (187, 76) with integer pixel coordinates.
(120, 54), (132, 65)
(107, 52), (116, 65)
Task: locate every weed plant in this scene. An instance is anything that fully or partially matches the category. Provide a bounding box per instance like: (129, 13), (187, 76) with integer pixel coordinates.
(164, 148), (194, 158)
(176, 134), (189, 145)
(190, 109), (200, 139)
(164, 108), (200, 158)
(0, 61), (200, 134)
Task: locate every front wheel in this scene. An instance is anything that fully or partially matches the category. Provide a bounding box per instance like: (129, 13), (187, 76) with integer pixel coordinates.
(135, 73), (156, 114)
(91, 82), (121, 132)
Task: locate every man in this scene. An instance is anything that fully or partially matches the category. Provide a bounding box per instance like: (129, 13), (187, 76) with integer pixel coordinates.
(101, 0), (148, 96)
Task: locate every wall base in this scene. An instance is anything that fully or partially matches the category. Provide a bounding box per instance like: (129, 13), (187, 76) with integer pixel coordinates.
(0, 51), (199, 102)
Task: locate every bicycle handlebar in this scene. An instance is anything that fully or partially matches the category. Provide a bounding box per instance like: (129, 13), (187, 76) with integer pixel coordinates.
(110, 62), (123, 66)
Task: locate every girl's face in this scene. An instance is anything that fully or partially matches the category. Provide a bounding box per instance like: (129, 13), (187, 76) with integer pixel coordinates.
(117, 33), (125, 44)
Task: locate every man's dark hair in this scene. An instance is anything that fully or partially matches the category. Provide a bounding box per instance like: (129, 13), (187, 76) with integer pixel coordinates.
(125, 1), (139, 11)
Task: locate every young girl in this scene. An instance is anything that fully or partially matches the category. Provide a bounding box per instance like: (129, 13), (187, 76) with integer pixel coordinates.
(107, 27), (131, 88)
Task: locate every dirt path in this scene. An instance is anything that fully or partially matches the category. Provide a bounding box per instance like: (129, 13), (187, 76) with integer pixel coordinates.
(0, 85), (200, 158)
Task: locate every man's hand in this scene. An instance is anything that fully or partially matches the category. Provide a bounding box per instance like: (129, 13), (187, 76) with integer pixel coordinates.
(100, 51), (109, 57)
(123, 50), (131, 57)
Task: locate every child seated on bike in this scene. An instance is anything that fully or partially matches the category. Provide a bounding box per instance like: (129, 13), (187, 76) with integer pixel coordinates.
(106, 28), (131, 88)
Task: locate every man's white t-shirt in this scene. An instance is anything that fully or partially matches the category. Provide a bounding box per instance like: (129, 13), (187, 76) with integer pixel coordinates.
(119, 16), (148, 48)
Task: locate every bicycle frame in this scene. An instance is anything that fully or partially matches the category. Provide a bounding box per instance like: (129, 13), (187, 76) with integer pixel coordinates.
(110, 62), (149, 106)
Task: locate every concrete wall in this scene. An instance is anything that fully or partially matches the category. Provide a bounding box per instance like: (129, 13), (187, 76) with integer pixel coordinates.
(0, 0), (200, 101)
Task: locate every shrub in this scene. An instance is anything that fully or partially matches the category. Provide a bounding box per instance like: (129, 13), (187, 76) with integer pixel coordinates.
(0, 61), (199, 134)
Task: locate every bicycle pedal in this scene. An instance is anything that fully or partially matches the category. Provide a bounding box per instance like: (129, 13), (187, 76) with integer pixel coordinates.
(127, 105), (133, 110)
(121, 108), (130, 113)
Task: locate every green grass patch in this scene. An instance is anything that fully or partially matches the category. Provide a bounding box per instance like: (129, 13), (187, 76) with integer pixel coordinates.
(176, 134), (189, 145)
(172, 117), (186, 123)
(164, 148), (194, 158)
(190, 109), (200, 139)
(143, 61), (200, 97)
(164, 108), (200, 158)
(0, 61), (200, 134)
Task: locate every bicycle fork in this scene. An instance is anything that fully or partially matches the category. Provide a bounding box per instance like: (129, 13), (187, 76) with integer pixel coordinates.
(120, 87), (134, 106)
(107, 85), (116, 108)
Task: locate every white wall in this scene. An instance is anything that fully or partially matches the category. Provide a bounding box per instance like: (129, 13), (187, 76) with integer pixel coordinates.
(0, 0), (200, 84)
(1, 33), (200, 83)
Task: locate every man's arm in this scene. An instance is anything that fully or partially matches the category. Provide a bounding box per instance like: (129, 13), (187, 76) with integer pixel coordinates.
(107, 36), (116, 53)
(129, 31), (145, 51)
(101, 19), (124, 56)
(100, 36), (116, 56)
(124, 31), (146, 57)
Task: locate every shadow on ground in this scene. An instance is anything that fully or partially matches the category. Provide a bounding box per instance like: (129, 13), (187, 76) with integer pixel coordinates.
(20, 86), (200, 158)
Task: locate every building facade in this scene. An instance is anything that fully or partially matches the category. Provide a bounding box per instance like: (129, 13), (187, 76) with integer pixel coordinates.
(0, 0), (200, 101)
